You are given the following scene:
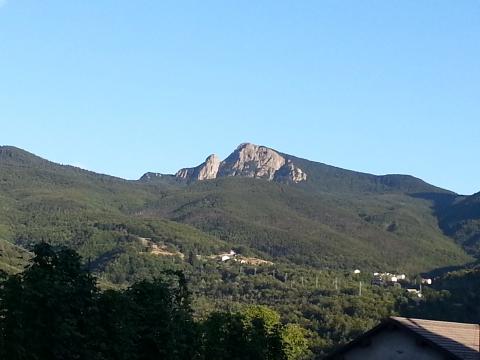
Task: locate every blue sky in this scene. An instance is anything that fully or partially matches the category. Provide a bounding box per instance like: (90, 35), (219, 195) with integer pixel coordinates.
(0, 1), (478, 194)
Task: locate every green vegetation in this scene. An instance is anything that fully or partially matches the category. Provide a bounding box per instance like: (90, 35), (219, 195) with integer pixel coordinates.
(0, 244), (310, 360)
(3, 242), (476, 359)
(145, 177), (470, 272)
(437, 192), (480, 257)
(0, 240), (31, 273)
(400, 267), (480, 324)
(0, 145), (479, 357)
(0, 145), (473, 275)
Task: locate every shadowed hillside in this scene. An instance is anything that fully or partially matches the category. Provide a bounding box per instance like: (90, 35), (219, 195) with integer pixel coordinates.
(437, 192), (480, 257)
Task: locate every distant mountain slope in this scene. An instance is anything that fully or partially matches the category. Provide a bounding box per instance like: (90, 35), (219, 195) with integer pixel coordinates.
(142, 177), (470, 272)
(0, 146), (176, 215)
(281, 153), (451, 194)
(0, 144), (474, 280)
(437, 192), (480, 257)
(0, 146), (228, 282)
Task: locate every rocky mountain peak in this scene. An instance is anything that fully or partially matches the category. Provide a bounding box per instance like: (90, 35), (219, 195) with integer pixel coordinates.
(175, 143), (307, 184)
(219, 143), (286, 180)
(236, 142), (251, 150)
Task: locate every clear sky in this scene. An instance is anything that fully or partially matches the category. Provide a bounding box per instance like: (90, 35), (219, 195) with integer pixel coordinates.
(0, 1), (478, 195)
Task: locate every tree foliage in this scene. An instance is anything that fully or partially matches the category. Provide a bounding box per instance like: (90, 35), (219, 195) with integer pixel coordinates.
(0, 244), (309, 360)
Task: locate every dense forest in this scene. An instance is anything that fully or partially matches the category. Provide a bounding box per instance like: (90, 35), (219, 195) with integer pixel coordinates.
(0, 243), (310, 360)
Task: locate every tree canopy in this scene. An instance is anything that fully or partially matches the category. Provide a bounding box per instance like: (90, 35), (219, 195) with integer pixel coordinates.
(0, 243), (310, 360)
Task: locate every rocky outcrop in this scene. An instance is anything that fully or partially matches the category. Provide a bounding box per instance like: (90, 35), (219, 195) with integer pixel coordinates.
(274, 161), (307, 183)
(197, 154), (221, 180)
(175, 143), (307, 184)
(176, 154), (221, 181)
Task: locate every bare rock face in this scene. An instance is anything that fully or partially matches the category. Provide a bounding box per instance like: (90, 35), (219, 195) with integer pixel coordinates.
(274, 161), (307, 183)
(176, 154), (221, 181)
(175, 143), (307, 184)
(218, 143), (286, 180)
(175, 168), (193, 180)
(197, 154), (221, 180)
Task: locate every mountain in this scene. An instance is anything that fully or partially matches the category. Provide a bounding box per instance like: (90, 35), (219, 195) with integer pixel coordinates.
(1, 143), (478, 358)
(0, 143), (475, 279)
(174, 143), (307, 183)
(143, 143), (451, 195)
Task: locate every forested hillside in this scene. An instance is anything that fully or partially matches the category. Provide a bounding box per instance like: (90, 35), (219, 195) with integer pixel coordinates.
(401, 266), (480, 324)
(0, 145), (473, 274)
(0, 144), (479, 358)
(437, 192), (480, 257)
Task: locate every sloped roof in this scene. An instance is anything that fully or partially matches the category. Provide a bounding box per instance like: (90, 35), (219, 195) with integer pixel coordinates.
(325, 317), (479, 360)
(390, 317), (479, 360)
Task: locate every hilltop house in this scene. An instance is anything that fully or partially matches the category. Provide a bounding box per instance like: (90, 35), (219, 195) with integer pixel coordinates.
(325, 317), (479, 360)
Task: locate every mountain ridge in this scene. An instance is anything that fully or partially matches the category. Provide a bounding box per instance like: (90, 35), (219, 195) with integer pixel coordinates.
(141, 142), (455, 196)
(0, 144), (468, 197)
(0, 143), (478, 276)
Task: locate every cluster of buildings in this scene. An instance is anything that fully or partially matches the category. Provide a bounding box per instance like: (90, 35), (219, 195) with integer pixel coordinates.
(371, 272), (407, 286)
(371, 272), (432, 286)
(366, 271), (433, 298)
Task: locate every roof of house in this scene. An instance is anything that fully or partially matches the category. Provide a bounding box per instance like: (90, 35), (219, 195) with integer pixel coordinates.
(325, 317), (480, 360)
(390, 317), (479, 360)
